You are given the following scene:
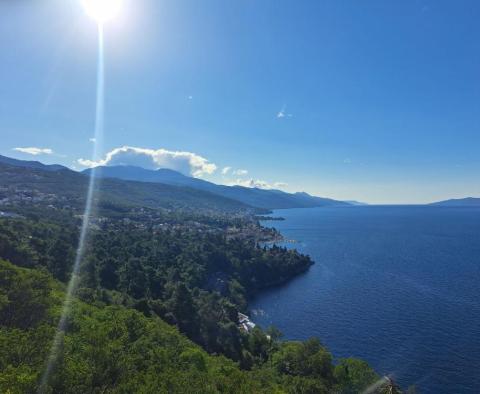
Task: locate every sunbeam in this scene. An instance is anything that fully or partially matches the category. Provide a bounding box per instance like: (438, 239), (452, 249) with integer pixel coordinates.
(38, 25), (105, 393)
(362, 375), (401, 394)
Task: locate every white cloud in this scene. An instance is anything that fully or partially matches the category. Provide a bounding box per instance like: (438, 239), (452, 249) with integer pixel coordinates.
(228, 178), (287, 190)
(221, 166), (232, 175)
(77, 158), (98, 168)
(77, 146), (217, 177)
(233, 169), (248, 176)
(89, 137), (96, 143)
(277, 105), (293, 119)
(343, 158), (352, 164)
(13, 147), (53, 156)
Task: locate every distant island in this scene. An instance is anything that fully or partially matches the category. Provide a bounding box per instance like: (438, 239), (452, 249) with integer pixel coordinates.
(430, 197), (480, 207)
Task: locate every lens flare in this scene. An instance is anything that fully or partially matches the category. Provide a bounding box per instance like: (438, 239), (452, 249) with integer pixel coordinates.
(82, 0), (123, 23)
(362, 376), (393, 394)
(38, 26), (105, 393)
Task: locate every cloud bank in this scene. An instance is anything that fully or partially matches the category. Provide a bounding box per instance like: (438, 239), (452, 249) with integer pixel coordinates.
(13, 147), (53, 156)
(77, 146), (217, 177)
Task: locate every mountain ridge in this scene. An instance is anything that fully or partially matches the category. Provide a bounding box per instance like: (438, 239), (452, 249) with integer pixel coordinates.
(0, 154), (68, 172)
(0, 155), (350, 210)
(0, 160), (256, 214)
(83, 164), (350, 210)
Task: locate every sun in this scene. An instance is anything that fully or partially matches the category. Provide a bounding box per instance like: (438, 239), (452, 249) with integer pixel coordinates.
(82, 0), (123, 24)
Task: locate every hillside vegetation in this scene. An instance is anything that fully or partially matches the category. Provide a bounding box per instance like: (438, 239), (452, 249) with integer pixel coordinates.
(0, 162), (256, 215)
(0, 161), (405, 393)
(0, 259), (386, 393)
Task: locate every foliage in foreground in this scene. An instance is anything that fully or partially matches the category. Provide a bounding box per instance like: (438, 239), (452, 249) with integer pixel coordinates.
(0, 259), (389, 393)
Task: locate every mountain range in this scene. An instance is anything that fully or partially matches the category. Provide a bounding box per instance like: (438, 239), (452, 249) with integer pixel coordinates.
(2, 154), (478, 209)
(0, 161), (255, 215)
(0, 154), (350, 211)
(82, 165), (350, 210)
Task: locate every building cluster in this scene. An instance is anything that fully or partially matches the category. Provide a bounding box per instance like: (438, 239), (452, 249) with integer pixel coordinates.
(0, 187), (67, 206)
(0, 187), (275, 243)
(238, 312), (256, 333)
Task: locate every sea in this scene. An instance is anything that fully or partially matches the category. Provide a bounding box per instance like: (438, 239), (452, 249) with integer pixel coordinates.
(251, 205), (480, 393)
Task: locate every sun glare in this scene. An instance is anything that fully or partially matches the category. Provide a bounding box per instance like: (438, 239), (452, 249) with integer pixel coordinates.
(82, 0), (123, 23)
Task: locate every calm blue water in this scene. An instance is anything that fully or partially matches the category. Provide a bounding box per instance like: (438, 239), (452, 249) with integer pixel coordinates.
(252, 206), (480, 393)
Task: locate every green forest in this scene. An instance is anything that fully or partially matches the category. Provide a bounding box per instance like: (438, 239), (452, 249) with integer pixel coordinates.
(0, 258), (383, 393)
(0, 166), (406, 393)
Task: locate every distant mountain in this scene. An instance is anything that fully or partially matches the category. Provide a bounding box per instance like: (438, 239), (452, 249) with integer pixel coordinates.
(0, 155), (351, 210)
(83, 165), (350, 210)
(430, 197), (480, 207)
(0, 154), (67, 172)
(83, 165), (208, 188)
(0, 161), (255, 214)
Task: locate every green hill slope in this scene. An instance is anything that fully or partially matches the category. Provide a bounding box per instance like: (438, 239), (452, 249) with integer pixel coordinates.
(83, 164), (350, 210)
(0, 259), (277, 393)
(0, 259), (386, 393)
(0, 162), (257, 215)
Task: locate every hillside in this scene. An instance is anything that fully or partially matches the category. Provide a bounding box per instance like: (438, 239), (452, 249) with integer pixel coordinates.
(83, 164), (350, 210)
(0, 162), (256, 215)
(0, 154), (68, 172)
(0, 259), (275, 393)
(0, 154), (351, 212)
(0, 211), (386, 393)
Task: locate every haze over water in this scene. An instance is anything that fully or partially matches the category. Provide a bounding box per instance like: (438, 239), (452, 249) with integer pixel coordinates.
(252, 206), (480, 393)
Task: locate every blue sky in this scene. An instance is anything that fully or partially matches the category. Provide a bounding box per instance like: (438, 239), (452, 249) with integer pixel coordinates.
(1, 0), (479, 204)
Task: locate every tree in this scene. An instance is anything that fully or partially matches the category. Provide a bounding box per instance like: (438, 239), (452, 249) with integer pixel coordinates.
(166, 283), (197, 338)
(334, 358), (378, 393)
(0, 260), (52, 329)
(47, 234), (74, 282)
